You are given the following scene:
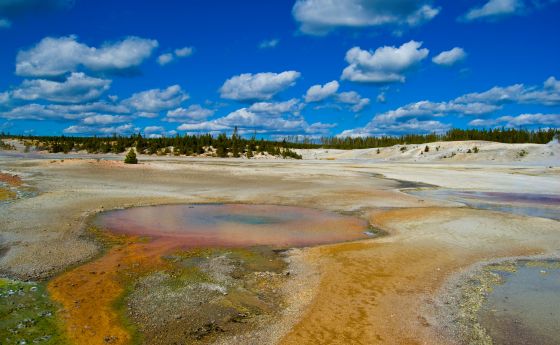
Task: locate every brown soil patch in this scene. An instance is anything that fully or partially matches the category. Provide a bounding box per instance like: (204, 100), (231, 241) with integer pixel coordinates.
(0, 172), (22, 187)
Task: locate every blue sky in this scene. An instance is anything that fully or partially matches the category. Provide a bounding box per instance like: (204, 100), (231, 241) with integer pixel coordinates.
(0, 0), (559, 138)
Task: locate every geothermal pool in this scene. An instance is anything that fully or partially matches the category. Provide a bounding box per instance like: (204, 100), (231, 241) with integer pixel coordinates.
(408, 189), (560, 220)
(43, 204), (371, 345)
(479, 261), (560, 345)
(94, 203), (370, 248)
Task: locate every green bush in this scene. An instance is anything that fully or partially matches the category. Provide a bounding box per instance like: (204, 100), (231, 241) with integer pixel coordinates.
(0, 140), (16, 150)
(124, 149), (138, 164)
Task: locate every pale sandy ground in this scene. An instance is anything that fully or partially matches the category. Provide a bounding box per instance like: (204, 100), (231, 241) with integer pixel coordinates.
(0, 140), (559, 344)
(297, 140), (559, 165)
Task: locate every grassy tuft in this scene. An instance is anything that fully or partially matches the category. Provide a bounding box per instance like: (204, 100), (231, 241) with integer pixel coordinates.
(0, 278), (68, 345)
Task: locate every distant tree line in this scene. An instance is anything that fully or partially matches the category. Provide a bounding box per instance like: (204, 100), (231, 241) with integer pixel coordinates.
(1, 127), (557, 155)
(0, 127), (303, 159)
(318, 128), (559, 149)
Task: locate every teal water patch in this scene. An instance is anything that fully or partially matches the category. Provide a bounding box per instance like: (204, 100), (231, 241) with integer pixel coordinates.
(479, 261), (560, 345)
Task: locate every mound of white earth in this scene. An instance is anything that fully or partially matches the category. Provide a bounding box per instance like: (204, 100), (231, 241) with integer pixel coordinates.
(297, 140), (559, 165)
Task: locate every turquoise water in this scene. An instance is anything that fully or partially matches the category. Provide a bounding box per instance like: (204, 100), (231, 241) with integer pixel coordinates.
(479, 261), (560, 345)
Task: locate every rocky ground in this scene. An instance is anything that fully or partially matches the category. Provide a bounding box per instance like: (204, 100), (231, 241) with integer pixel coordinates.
(126, 247), (290, 345)
(0, 140), (559, 344)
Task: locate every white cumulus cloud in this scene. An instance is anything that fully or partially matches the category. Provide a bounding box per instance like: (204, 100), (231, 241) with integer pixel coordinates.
(292, 0), (439, 35)
(0, 101), (131, 121)
(174, 46), (194, 57)
(377, 92), (387, 103)
(0, 102), (130, 120)
(470, 113), (560, 127)
(124, 85), (189, 113)
(0, 104), (67, 120)
(463, 0), (523, 21)
(341, 41), (429, 83)
(340, 119), (451, 137)
(157, 53), (174, 66)
(219, 71), (301, 101)
(338, 76), (560, 137)
(337, 91), (371, 112)
(165, 104), (215, 122)
(63, 123), (135, 135)
(178, 110), (331, 136)
(456, 76), (560, 106)
(157, 46), (194, 66)
(248, 99), (304, 115)
(305, 80), (339, 102)
(304, 80), (369, 112)
(177, 100), (332, 136)
(143, 126), (166, 135)
(82, 114), (130, 125)
(16, 35), (158, 77)
(461, 0), (558, 21)
(432, 47), (467, 66)
(370, 101), (499, 127)
(10, 72), (111, 104)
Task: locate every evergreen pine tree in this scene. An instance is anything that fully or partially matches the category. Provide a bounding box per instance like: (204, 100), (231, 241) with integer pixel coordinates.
(135, 134), (147, 154)
(257, 139), (265, 154)
(216, 133), (228, 157)
(232, 126), (240, 158)
(249, 132), (257, 152)
(124, 148), (138, 164)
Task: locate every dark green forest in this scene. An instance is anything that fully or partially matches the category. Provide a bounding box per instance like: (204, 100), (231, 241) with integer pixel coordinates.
(0, 127), (304, 159)
(317, 128), (559, 149)
(1, 128), (558, 158)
